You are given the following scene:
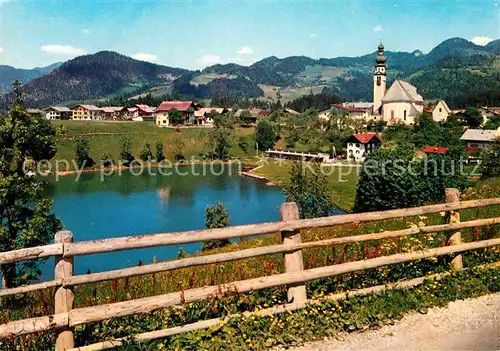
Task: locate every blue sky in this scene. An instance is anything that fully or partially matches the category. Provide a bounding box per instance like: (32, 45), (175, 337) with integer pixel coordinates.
(0, 0), (499, 69)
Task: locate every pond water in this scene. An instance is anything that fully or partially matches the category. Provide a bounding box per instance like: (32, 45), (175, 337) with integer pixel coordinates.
(40, 164), (286, 278)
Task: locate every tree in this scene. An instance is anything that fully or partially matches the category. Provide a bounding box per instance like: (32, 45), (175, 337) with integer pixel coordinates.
(75, 137), (94, 168)
(156, 141), (165, 161)
(119, 136), (134, 165)
(353, 144), (468, 213)
(173, 135), (186, 161)
(101, 152), (114, 168)
(202, 202), (230, 251)
(283, 162), (331, 219)
(484, 116), (500, 130)
(255, 119), (277, 150)
(480, 138), (500, 179)
(169, 110), (184, 126)
(0, 81), (62, 288)
(238, 136), (249, 153)
(463, 106), (483, 128)
(139, 142), (153, 161)
(211, 128), (231, 160)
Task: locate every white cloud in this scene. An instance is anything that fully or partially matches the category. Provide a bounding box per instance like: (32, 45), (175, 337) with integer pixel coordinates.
(132, 52), (158, 62)
(309, 33), (317, 38)
(236, 46), (253, 55)
(373, 25), (383, 32)
(197, 54), (222, 66)
(470, 36), (493, 46)
(82, 28), (91, 35)
(41, 45), (86, 56)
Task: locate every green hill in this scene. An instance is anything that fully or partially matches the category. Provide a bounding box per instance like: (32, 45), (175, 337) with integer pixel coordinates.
(3, 37), (500, 109)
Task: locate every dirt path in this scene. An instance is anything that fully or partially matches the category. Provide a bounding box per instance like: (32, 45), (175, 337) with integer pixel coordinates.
(288, 293), (500, 350)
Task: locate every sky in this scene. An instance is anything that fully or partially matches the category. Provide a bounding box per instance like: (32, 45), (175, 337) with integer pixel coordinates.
(0, 0), (499, 69)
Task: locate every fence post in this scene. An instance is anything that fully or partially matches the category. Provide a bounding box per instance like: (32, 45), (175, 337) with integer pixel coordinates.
(54, 231), (74, 351)
(445, 188), (463, 270)
(280, 202), (307, 303)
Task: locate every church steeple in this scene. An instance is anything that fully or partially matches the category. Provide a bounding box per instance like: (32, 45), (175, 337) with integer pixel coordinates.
(373, 41), (387, 115)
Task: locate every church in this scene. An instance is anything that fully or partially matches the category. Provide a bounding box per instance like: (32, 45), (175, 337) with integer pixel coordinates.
(372, 43), (425, 125)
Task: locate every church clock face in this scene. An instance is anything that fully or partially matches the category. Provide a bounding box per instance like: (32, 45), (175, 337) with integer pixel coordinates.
(377, 76), (381, 86)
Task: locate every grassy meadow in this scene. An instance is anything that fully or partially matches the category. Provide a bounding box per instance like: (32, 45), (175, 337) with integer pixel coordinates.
(52, 121), (257, 171)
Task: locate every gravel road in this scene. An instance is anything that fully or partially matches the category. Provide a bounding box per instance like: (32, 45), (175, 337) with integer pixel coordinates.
(288, 293), (500, 351)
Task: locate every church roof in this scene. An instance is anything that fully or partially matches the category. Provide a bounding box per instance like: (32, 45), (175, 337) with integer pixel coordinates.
(382, 80), (423, 103)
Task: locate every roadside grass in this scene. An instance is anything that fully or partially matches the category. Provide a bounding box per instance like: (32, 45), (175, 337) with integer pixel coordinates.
(3, 178), (500, 349)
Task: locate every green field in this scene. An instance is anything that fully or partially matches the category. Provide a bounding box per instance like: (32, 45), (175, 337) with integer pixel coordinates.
(52, 121), (256, 171)
(251, 159), (359, 212)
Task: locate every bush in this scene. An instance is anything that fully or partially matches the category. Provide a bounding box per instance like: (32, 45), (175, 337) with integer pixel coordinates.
(119, 136), (134, 165)
(354, 144), (469, 212)
(156, 141), (165, 162)
(480, 139), (500, 179)
(139, 142), (153, 162)
(100, 152), (114, 168)
(283, 161), (331, 219)
(202, 202), (230, 251)
(238, 136), (249, 153)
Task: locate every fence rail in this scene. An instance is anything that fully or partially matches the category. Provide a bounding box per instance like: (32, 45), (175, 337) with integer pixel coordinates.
(1, 189), (499, 351)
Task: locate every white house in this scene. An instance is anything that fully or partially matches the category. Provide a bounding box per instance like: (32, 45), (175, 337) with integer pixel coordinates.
(381, 80), (424, 125)
(44, 106), (72, 120)
(346, 133), (383, 163)
(431, 100), (452, 122)
(155, 101), (196, 127)
(460, 128), (500, 149)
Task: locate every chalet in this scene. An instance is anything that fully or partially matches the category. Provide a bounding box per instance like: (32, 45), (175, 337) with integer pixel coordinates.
(72, 104), (102, 120)
(478, 107), (500, 125)
(194, 107), (228, 126)
(136, 104), (156, 118)
(460, 128), (500, 149)
(234, 108), (270, 124)
(44, 106), (72, 120)
(100, 106), (126, 120)
(331, 104), (371, 120)
(26, 108), (43, 117)
(155, 101), (196, 127)
(346, 133), (383, 163)
(126, 107), (139, 119)
(431, 100), (451, 122)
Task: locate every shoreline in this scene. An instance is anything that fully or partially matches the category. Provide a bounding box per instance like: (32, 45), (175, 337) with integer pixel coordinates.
(52, 160), (243, 177)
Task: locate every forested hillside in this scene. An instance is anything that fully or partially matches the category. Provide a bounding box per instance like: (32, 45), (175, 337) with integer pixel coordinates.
(3, 37), (500, 108)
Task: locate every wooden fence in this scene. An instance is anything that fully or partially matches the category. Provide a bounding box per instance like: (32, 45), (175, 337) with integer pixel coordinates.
(1, 188), (500, 350)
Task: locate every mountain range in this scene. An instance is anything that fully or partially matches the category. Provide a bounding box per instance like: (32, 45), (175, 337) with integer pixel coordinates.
(3, 37), (500, 109)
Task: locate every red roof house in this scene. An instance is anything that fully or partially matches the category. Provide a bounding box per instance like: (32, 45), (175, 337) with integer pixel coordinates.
(420, 146), (449, 154)
(156, 101), (195, 112)
(349, 133), (383, 144)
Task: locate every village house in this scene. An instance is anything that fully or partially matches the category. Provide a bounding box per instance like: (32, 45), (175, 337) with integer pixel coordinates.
(460, 128), (500, 149)
(26, 108), (43, 117)
(72, 104), (102, 120)
(346, 132), (383, 163)
(44, 106), (72, 120)
(194, 107), (228, 126)
(317, 108), (332, 121)
(155, 101), (196, 127)
(478, 106), (500, 125)
(100, 106), (127, 120)
(420, 146), (449, 155)
(126, 107), (139, 119)
(234, 108), (271, 124)
(430, 100), (452, 122)
(331, 104), (371, 120)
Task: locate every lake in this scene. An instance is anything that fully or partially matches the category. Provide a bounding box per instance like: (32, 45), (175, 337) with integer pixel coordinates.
(40, 164), (286, 278)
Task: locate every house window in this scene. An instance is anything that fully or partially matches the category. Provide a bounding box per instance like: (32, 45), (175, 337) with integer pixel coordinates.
(162, 120), (166, 124)
(356, 143), (360, 148)
(404, 110), (407, 120)
(391, 110), (394, 119)
(439, 108), (442, 112)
